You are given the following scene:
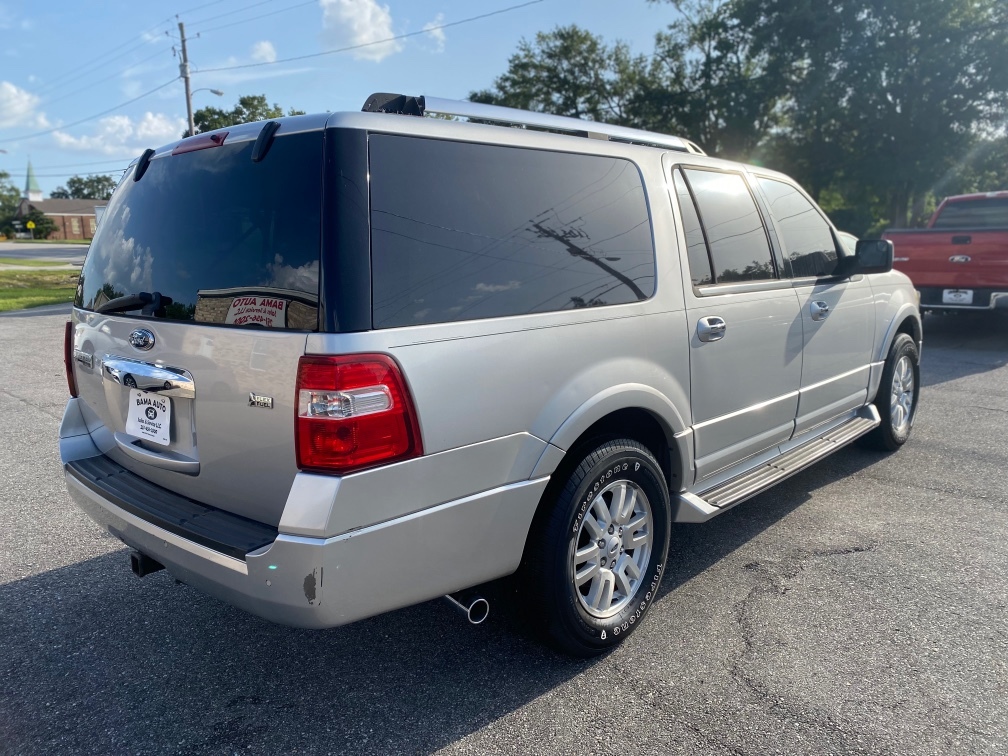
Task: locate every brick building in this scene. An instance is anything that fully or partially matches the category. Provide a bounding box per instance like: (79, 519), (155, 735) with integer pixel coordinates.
(15, 161), (107, 241)
(16, 198), (107, 241)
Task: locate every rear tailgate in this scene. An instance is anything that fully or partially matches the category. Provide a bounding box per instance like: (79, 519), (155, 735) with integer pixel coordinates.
(885, 229), (1008, 289)
(69, 126), (323, 527)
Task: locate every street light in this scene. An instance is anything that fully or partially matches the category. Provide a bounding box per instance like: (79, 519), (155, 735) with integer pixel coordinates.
(192, 88), (224, 97)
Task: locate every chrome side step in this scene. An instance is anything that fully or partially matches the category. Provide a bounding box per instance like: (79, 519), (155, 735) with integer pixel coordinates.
(675, 405), (880, 523)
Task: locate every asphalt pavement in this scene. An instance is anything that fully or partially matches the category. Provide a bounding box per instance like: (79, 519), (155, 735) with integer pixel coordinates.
(0, 306), (1005, 755)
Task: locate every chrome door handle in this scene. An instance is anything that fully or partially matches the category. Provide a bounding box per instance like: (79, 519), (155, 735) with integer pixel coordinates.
(697, 316), (726, 342)
(810, 300), (830, 321)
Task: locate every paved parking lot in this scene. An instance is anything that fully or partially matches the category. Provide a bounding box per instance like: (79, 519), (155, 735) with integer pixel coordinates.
(1, 305), (1006, 755)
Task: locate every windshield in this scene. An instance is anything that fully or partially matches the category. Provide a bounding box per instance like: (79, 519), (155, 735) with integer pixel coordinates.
(75, 131), (322, 330)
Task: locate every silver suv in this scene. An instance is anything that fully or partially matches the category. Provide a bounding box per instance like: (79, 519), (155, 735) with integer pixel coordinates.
(59, 93), (921, 656)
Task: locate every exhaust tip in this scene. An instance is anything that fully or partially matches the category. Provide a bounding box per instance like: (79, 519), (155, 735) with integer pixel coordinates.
(444, 590), (490, 625)
(129, 550), (164, 578)
(466, 596), (489, 625)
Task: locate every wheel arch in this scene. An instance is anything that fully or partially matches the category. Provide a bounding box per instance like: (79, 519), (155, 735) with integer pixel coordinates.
(877, 305), (922, 363)
(534, 385), (689, 490)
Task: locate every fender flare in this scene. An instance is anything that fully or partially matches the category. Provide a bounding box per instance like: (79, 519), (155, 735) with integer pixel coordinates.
(532, 383), (690, 483)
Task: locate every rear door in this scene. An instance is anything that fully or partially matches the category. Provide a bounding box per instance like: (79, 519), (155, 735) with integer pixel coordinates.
(755, 176), (874, 435)
(671, 166), (803, 482)
(70, 128), (324, 526)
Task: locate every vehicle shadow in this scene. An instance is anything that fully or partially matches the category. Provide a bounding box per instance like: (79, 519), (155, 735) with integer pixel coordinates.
(919, 309), (1008, 387)
(0, 445), (892, 755)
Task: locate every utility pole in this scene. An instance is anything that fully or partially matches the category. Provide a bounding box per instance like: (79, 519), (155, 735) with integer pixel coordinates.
(178, 21), (195, 137)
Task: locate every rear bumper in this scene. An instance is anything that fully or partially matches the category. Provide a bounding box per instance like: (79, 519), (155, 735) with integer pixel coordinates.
(918, 287), (1008, 310)
(60, 403), (547, 629)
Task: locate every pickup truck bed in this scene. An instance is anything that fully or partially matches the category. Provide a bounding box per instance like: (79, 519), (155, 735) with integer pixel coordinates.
(884, 192), (1008, 311)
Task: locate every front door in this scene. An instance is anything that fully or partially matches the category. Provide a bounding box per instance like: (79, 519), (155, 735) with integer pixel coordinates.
(754, 176), (875, 435)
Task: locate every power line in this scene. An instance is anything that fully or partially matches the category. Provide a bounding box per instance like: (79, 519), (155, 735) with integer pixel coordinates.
(28, 0), (230, 95)
(0, 78), (179, 144)
(188, 0), (279, 29)
(192, 0), (315, 35)
(6, 169), (126, 178)
(41, 45), (174, 108)
(30, 158), (134, 169)
(198, 0), (545, 73)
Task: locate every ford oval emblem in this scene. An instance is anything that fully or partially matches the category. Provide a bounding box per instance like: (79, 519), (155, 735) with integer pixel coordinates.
(949, 255), (971, 264)
(129, 328), (155, 351)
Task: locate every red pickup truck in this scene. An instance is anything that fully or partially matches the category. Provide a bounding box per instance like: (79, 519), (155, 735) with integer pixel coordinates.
(883, 191), (1008, 312)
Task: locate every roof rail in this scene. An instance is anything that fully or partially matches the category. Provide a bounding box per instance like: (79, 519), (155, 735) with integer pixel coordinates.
(360, 92), (705, 155)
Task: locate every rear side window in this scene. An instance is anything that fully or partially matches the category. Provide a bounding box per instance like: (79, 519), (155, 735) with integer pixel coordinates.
(757, 177), (839, 278)
(683, 169), (775, 283)
(76, 132), (322, 330)
(673, 170), (713, 286)
(369, 135), (655, 328)
(932, 197), (1008, 229)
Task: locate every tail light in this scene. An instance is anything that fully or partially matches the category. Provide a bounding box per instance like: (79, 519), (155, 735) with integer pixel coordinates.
(295, 354), (423, 474)
(64, 321), (78, 398)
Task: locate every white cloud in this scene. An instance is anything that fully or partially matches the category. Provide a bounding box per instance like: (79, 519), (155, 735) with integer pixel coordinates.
(320, 0), (402, 62)
(251, 40), (277, 63)
(52, 112), (186, 157)
(0, 80), (47, 128)
(423, 14), (446, 53)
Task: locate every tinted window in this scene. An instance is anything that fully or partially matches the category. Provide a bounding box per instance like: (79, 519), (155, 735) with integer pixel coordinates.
(683, 169), (775, 283)
(76, 133), (322, 330)
(673, 169), (712, 286)
(932, 197), (1008, 229)
(758, 177), (839, 278)
(369, 135), (655, 328)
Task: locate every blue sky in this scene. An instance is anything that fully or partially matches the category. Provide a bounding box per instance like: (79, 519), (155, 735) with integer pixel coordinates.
(0, 0), (683, 197)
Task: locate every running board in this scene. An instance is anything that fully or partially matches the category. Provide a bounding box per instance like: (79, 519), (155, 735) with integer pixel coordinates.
(675, 406), (880, 523)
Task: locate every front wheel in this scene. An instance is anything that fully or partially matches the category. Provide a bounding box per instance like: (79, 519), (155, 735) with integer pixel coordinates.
(524, 439), (671, 656)
(862, 333), (920, 451)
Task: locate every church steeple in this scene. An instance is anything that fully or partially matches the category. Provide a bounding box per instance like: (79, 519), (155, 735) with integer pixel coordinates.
(24, 160), (42, 201)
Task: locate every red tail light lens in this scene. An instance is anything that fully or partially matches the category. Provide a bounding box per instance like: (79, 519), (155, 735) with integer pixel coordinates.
(64, 321), (78, 398)
(295, 354), (423, 474)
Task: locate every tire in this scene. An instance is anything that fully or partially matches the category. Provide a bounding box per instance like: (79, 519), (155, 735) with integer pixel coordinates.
(861, 333), (920, 451)
(524, 438), (671, 657)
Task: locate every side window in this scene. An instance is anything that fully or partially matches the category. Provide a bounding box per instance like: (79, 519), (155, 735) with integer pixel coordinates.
(673, 169), (713, 286)
(683, 169), (775, 283)
(757, 177), (839, 278)
(369, 135), (655, 328)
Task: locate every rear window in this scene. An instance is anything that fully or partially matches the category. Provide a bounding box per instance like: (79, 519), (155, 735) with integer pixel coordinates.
(75, 132), (322, 330)
(932, 197), (1008, 229)
(369, 135), (655, 328)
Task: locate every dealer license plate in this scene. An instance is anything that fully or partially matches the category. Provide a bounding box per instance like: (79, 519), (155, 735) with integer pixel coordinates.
(942, 288), (973, 305)
(125, 389), (171, 446)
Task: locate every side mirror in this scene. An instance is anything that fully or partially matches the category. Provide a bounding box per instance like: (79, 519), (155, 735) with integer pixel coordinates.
(849, 239), (894, 275)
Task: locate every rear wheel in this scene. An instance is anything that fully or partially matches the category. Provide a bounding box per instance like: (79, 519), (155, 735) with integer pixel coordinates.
(524, 439), (671, 656)
(862, 333), (920, 451)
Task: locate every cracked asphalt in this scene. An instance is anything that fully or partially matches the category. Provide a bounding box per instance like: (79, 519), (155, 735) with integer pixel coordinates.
(1, 305), (1006, 755)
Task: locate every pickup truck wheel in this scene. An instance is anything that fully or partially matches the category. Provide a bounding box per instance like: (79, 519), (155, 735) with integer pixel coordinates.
(862, 333), (919, 451)
(525, 439), (670, 657)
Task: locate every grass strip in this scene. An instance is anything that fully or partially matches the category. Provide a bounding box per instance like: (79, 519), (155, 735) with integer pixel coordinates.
(0, 269), (79, 312)
(0, 258), (68, 267)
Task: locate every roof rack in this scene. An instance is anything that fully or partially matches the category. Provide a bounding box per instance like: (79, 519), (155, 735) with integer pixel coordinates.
(360, 92), (705, 156)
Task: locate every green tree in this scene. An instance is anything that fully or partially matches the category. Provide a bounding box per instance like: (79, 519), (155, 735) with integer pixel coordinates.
(0, 171), (22, 238)
(470, 26), (647, 125)
(734, 0), (1008, 228)
(26, 209), (56, 239)
(638, 0), (780, 158)
(49, 186), (71, 199)
(0, 170), (20, 217)
(66, 174), (117, 200)
(186, 94), (306, 137)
